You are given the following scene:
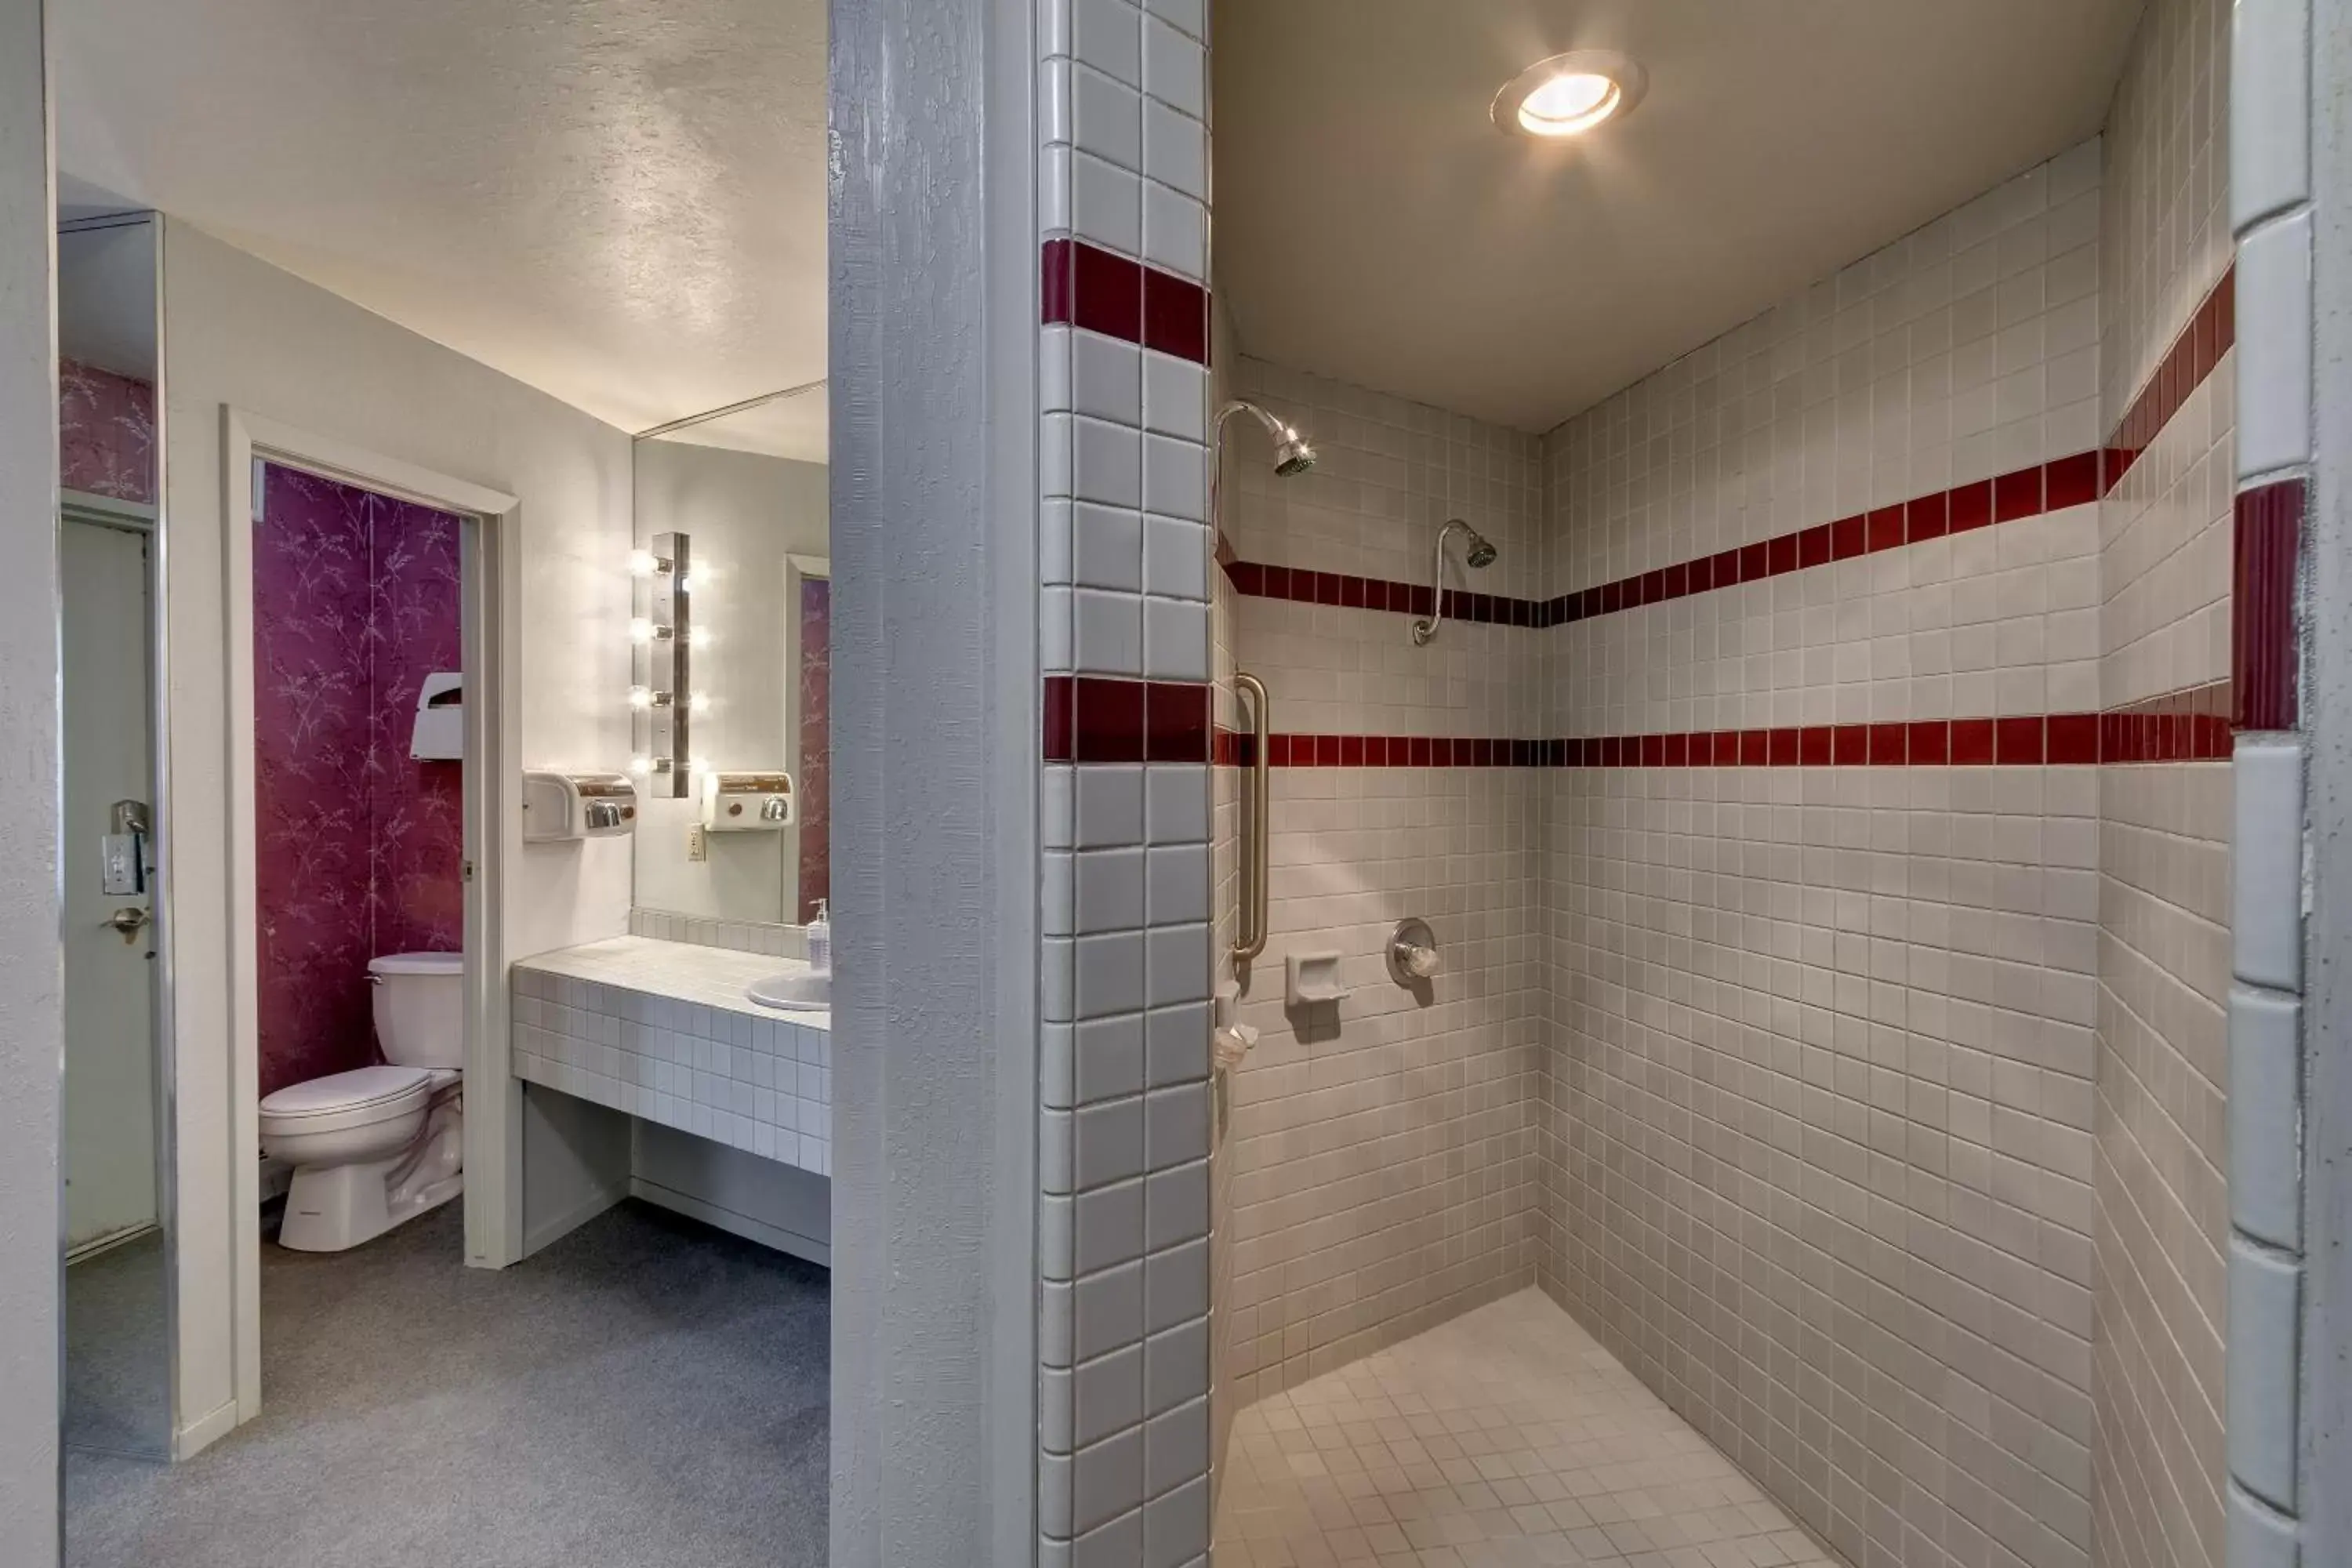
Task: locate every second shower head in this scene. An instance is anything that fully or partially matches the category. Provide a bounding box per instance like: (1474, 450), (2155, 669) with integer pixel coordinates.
(1410, 519), (1501, 645)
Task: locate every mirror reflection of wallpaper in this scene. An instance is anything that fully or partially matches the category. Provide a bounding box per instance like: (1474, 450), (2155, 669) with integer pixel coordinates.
(797, 575), (829, 923)
(632, 437), (828, 923)
(60, 359), (156, 503)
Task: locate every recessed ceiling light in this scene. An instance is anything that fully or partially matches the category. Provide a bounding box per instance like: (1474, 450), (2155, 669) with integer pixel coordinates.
(1493, 50), (1647, 140)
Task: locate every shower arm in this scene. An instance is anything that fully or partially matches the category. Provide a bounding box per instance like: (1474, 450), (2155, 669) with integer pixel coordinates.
(1410, 521), (1475, 646)
(1210, 401), (1286, 539)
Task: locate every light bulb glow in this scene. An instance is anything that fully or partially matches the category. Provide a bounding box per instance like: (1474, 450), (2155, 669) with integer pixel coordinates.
(628, 755), (652, 776)
(1494, 52), (1646, 142)
(689, 692), (712, 714)
(628, 617), (655, 644)
(689, 626), (713, 650)
(627, 548), (659, 577)
(677, 573), (695, 594)
(628, 686), (653, 710)
(1518, 73), (1619, 136)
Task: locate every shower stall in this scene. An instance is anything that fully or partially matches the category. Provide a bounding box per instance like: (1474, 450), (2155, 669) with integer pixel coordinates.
(1201, 111), (2218, 1568)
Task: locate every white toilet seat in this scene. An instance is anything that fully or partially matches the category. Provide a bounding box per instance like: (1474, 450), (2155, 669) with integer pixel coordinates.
(260, 1065), (434, 1136)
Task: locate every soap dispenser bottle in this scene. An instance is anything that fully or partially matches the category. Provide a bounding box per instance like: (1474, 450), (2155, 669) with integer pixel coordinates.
(807, 899), (831, 976)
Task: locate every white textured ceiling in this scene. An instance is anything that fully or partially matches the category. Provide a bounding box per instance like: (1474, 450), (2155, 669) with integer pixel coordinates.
(51, 0), (826, 434)
(1214, 0), (2143, 432)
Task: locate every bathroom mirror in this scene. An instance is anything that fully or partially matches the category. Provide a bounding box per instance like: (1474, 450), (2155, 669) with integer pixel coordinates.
(630, 383), (830, 928)
(57, 209), (174, 1462)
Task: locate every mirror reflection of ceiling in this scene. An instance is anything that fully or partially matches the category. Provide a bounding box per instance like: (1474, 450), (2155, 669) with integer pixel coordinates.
(58, 220), (158, 379)
(653, 383), (829, 465)
(50, 0), (826, 434)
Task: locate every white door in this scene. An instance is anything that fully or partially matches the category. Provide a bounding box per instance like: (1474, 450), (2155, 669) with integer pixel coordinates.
(62, 514), (161, 1252)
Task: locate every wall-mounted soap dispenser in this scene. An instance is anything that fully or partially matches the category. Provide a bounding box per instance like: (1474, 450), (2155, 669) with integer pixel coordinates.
(521, 771), (638, 840)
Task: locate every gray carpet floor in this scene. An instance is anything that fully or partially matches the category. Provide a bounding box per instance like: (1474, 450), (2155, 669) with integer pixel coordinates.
(66, 1232), (174, 1460)
(64, 1200), (829, 1568)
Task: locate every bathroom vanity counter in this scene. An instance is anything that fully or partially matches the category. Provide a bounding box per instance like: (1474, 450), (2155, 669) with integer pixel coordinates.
(510, 936), (830, 1176)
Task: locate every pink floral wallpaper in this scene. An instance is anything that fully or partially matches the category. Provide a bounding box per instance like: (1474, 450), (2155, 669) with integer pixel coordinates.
(797, 575), (830, 924)
(253, 463), (463, 1097)
(59, 358), (156, 504)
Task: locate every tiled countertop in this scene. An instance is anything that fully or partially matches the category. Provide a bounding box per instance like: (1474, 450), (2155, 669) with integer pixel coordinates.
(514, 935), (831, 1029)
(510, 936), (831, 1174)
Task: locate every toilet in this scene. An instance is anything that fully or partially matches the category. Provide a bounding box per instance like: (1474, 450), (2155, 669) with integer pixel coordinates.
(260, 952), (464, 1252)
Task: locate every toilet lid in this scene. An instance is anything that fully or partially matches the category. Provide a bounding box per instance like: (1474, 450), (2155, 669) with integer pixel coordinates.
(260, 1065), (433, 1122)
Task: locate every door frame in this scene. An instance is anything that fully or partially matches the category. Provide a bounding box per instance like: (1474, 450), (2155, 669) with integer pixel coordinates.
(218, 411), (521, 1432)
(58, 488), (167, 1256)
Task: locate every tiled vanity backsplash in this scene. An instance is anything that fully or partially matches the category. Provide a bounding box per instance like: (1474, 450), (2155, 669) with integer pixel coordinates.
(628, 906), (810, 959)
(511, 936), (830, 1176)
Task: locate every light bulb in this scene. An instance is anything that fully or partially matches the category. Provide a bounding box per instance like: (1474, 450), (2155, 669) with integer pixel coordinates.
(677, 573), (695, 594)
(628, 617), (655, 644)
(628, 755), (652, 776)
(691, 756), (713, 774)
(689, 626), (713, 650)
(689, 692), (712, 714)
(628, 686), (653, 710)
(628, 548), (659, 577)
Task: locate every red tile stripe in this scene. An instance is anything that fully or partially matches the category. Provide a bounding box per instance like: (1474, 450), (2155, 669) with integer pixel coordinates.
(1216, 270), (2238, 633)
(1041, 238), (1209, 365)
(1223, 449), (2103, 630)
(1199, 683), (2233, 769)
(2107, 263), (2236, 492)
(2234, 479), (2303, 731)
(1044, 674), (1210, 763)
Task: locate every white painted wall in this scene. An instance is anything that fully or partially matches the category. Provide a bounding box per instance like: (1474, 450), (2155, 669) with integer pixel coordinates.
(630, 437), (826, 921)
(0, 0), (60, 1554)
(829, 0), (1040, 1555)
(158, 220), (634, 1443)
(2300, 2), (2352, 1552)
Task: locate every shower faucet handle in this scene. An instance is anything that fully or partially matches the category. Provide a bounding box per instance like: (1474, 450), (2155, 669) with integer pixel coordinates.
(1388, 918), (1442, 984)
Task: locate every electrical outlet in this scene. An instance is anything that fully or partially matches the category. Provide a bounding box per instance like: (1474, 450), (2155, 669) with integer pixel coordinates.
(687, 824), (709, 862)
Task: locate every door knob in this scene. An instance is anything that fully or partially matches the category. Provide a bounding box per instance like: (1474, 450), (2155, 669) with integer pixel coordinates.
(103, 906), (152, 945)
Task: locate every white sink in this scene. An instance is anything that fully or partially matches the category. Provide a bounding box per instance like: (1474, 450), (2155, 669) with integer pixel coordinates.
(746, 971), (831, 1011)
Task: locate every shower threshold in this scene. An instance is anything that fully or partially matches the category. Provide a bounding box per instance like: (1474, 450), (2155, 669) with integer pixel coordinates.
(1212, 1289), (1846, 1567)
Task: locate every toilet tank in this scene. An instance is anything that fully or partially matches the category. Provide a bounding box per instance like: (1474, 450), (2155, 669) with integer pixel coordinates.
(369, 952), (464, 1070)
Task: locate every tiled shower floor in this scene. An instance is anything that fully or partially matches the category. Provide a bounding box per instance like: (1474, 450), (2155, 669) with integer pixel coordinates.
(1212, 1290), (1844, 1568)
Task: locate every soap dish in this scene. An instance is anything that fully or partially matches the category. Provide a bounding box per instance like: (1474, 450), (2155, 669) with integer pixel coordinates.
(1286, 950), (1347, 1007)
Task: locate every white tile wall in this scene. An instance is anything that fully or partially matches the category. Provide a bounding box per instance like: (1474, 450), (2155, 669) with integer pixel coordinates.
(1548, 757), (2101, 1568)
(1546, 143), (2103, 603)
(2100, 351), (2234, 709)
(1534, 143), (2113, 1568)
(1223, 764), (1546, 1403)
(1217, 359), (1552, 1420)
(1042, 0), (1219, 1556)
(1554, 500), (2103, 739)
(511, 938), (832, 1175)
(2090, 5), (2239, 1568)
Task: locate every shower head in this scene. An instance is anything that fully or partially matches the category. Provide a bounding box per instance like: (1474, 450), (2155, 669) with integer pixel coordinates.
(1271, 430), (1316, 476)
(1217, 400), (1316, 477)
(1410, 519), (1502, 645)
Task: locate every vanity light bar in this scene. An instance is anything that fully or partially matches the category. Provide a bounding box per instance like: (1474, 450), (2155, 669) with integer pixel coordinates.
(630, 530), (693, 798)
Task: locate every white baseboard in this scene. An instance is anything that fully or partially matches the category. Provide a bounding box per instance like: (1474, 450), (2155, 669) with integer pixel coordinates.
(175, 1397), (240, 1461)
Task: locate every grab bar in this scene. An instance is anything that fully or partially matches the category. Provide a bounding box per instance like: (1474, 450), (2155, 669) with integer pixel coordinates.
(1232, 672), (1270, 965)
